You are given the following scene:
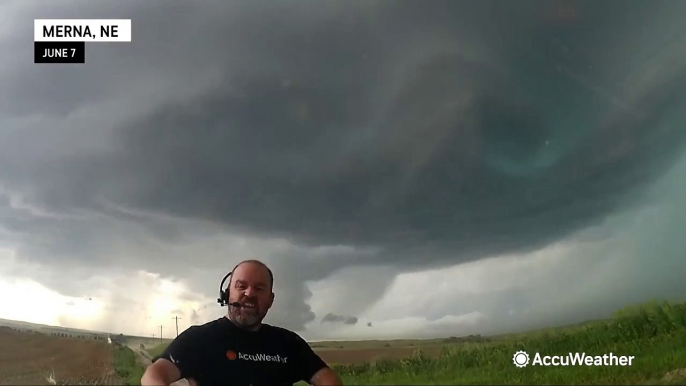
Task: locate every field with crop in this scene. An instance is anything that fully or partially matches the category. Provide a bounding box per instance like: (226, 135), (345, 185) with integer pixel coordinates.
(5, 299), (686, 385)
(0, 326), (124, 385)
(332, 300), (686, 384)
(149, 299), (686, 385)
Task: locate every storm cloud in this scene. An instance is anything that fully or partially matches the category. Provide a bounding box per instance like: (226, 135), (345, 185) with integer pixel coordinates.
(1, 0), (686, 337)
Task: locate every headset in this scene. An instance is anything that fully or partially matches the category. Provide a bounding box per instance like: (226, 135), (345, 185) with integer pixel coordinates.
(217, 266), (239, 307)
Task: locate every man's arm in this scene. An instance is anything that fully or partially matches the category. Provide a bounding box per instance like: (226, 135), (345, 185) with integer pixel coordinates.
(289, 332), (343, 385)
(141, 358), (182, 386)
(310, 367), (343, 386)
(141, 326), (203, 386)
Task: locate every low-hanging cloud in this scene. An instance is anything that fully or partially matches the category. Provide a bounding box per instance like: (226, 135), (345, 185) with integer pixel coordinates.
(321, 313), (359, 326)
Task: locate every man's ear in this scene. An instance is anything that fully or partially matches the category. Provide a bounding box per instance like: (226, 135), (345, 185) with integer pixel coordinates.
(269, 292), (275, 308)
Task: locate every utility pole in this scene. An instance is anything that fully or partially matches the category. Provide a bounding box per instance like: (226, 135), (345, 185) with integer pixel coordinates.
(159, 325), (163, 344)
(172, 316), (181, 337)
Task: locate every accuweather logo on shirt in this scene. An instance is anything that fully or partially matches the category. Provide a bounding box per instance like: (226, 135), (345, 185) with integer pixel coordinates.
(512, 350), (635, 368)
(227, 350), (288, 364)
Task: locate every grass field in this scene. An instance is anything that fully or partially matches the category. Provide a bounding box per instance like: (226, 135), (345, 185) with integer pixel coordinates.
(147, 299), (686, 385)
(113, 344), (146, 386)
(146, 343), (168, 360)
(3, 299), (684, 385)
(5, 301), (683, 385)
(332, 299), (686, 384)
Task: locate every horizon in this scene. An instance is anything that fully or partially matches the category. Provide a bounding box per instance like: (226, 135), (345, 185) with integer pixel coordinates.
(2, 296), (675, 344)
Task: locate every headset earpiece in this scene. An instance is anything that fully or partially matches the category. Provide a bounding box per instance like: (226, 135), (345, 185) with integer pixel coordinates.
(217, 270), (233, 307)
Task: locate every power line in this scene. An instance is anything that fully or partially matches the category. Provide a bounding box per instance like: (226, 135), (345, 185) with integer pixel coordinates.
(172, 316), (182, 337)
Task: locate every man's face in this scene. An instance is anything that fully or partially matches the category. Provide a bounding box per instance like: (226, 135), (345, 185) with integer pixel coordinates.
(227, 262), (274, 329)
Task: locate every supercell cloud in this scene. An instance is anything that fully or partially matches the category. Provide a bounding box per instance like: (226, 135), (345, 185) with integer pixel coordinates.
(0, 0), (685, 338)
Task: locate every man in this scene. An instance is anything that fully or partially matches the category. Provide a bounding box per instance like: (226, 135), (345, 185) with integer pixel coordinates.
(141, 259), (343, 386)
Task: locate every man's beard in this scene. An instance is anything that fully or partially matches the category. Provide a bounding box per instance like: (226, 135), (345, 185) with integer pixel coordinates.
(229, 305), (265, 328)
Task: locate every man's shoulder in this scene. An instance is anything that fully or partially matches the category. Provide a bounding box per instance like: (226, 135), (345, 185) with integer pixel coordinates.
(178, 317), (226, 339)
(261, 324), (309, 345)
(198, 316), (227, 329)
(261, 323), (297, 336)
(153, 319), (223, 363)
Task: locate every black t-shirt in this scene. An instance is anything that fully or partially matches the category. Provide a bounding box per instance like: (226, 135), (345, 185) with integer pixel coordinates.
(152, 316), (328, 386)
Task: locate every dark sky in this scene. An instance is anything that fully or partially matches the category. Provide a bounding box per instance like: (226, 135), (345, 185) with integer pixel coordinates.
(1, 0), (685, 340)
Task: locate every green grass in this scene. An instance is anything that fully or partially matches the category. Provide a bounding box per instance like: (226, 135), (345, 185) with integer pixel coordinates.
(333, 299), (686, 384)
(146, 342), (168, 359)
(113, 344), (146, 385)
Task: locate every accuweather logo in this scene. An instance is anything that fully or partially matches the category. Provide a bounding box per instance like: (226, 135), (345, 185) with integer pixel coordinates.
(512, 350), (635, 368)
(239, 352), (288, 363)
(227, 350), (288, 364)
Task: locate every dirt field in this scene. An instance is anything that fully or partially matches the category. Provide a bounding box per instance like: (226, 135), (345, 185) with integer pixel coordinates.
(315, 345), (444, 366)
(0, 327), (123, 385)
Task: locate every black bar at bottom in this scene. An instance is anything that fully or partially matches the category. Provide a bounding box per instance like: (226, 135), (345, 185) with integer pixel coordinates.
(34, 41), (85, 64)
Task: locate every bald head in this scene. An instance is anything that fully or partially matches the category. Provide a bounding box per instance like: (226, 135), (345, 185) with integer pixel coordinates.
(230, 259), (274, 290)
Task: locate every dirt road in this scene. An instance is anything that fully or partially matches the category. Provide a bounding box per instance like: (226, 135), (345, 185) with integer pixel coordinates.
(126, 344), (152, 367)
